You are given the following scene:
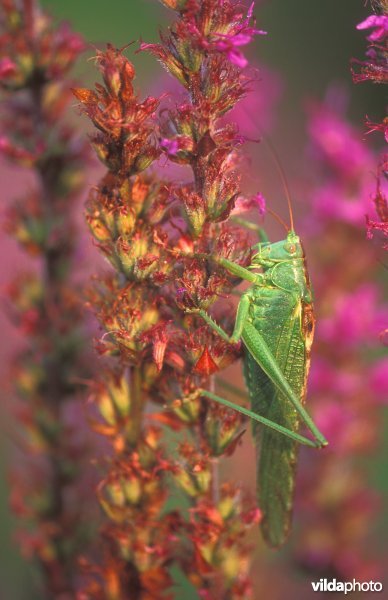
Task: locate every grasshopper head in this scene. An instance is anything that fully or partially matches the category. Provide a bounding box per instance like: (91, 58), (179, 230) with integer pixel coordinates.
(251, 231), (303, 266)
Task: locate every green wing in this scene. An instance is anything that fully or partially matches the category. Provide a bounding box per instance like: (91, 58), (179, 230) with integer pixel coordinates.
(243, 287), (310, 548)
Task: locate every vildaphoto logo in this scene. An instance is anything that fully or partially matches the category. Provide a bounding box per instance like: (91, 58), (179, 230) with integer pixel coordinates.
(311, 579), (383, 594)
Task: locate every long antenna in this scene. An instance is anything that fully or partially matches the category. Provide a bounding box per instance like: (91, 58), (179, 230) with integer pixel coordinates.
(261, 133), (295, 232)
(267, 208), (289, 233)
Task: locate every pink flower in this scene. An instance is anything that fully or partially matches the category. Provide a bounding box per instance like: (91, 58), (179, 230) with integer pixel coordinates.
(353, 14), (388, 85)
(357, 15), (388, 42)
(232, 192), (266, 216)
(307, 100), (373, 179)
(252, 192), (266, 215)
(314, 402), (354, 450)
(366, 215), (388, 248)
(211, 30), (265, 68)
(305, 92), (385, 227)
(185, 2), (266, 69)
(311, 180), (374, 226)
(210, 3), (267, 68)
(310, 358), (362, 398)
(161, 137), (179, 155)
(318, 285), (388, 349)
(0, 57), (17, 80)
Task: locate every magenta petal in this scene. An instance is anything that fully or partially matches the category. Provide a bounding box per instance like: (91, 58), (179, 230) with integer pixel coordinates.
(161, 138), (179, 155)
(253, 192), (266, 215)
(247, 2), (255, 20)
(227, 33), (253, 47)
(356, 14), (388, 41)
(356, 15), (388, 31)
(227, 49), (248, 68)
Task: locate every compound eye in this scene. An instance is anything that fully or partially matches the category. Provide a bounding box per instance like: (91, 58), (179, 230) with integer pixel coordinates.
(284, 243), (296, 254)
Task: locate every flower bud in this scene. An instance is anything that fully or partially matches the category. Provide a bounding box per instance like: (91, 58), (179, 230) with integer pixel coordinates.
(174, 461), (211, 497)
(91, 139), (110, 167)
(170, 395), (201, 424)
(123, 477), (142, 505)
(106, 481), (126, 508)
(133, 148), (159, 173)
(116, 209), (136, 238)
(15, 363), (44, 398)
(204, 410), (244, 457)
(219, 546), (242, 582)
(218, 494), (236, 521)
(86, 211), (112, 242)
(98, 390), (116, 426)
(145, 43), (188, 84)
(95, 374), (131, 427)
(183, 192), (207, 237)
(133, 254), (158, 280)
(110, 377), (131, 417)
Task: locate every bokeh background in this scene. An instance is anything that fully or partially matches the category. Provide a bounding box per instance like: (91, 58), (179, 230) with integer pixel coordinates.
(0, 1), (386, 598)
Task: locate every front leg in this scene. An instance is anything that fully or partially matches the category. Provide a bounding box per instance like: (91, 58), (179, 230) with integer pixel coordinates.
(195, 256), (261, 343)
(197, 293), (250, 344)
(218, 257), (258, 283)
